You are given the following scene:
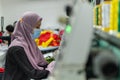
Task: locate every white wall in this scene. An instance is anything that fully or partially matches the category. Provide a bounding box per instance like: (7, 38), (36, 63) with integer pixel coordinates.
(0, 0), (2, 16)
(0, 0), (2, 15)
(1, 0), (73, 29)
(0, 0), (2, 30)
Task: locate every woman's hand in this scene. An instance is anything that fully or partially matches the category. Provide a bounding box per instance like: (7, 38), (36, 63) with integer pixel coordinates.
(46, 61), (55, 74)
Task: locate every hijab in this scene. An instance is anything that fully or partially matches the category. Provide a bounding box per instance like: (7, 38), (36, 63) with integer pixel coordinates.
(9, 11), (48, 70)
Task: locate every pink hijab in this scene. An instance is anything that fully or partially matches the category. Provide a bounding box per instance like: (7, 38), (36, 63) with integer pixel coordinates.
(9, 11), (48, 70)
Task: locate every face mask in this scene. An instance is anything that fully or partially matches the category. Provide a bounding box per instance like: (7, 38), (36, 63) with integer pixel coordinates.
(32, 29), (41, 39)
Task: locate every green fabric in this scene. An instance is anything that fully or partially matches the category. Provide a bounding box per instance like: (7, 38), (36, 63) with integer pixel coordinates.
(96, 7), (99, 25)
(118, 1), (120, 32)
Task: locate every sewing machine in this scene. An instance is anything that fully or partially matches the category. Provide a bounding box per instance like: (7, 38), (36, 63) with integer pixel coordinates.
(47, 0), (93, 80)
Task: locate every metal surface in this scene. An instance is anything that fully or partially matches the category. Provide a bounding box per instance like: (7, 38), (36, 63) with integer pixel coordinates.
(94, 28), (120, 48)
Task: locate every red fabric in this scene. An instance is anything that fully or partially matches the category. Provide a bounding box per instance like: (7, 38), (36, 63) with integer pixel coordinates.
(38, 31), (61, 46)
(0, 68), (4, 73)
(0, 39), (2, 43)
(0, 32), (2, 36)
(59, 30), (64, 36)
(0, 32), (3, 43)
(39, 32), (51, 45)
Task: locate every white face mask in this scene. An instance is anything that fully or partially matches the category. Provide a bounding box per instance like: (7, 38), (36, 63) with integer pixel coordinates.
(31, 29), (41, 39)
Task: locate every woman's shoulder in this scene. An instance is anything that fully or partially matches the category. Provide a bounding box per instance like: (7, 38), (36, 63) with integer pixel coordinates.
(8, 46), (24, 53)
(6, 46), (25, 58)
(9, 46), (24, 50)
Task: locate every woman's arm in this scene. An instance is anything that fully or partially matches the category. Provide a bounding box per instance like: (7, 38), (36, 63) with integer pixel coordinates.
(12, 46), (50, 79)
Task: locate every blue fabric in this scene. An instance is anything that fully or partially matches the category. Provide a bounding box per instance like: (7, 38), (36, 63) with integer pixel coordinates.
(32, 29), (41, 39)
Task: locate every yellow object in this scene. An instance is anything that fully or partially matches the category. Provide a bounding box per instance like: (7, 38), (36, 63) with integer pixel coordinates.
(45, 37), (54, 47)
(19, 18), (23, 22)
(102, 1), (111, 32)
(41, 37), (54, 48)
(35, 39), (39, 45)
(42, 42), (46, 48)
(93, 6), (97, 26)
(109, 0), (119, 34)
(114, 0), (119, 33)
(116, 33), (120, 38)
(109, 0), (115, 32)
(41, 31), (47, 34)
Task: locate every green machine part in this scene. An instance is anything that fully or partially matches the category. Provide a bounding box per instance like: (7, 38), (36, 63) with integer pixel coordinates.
(118, 1), (120, 32)
(99, 40), (120, 80)
(96, 7), (99, 26)
(112, 46), (120, 80)
(65, 24), (72, 33)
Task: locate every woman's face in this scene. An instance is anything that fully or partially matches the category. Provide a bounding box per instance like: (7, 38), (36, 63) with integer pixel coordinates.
(32, 20), (41, 34)
(35, 20), (41, 29)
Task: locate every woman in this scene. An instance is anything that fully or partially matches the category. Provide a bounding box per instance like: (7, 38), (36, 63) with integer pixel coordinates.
(0, 24), (14, 46)
(2, 12), (54, 80)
